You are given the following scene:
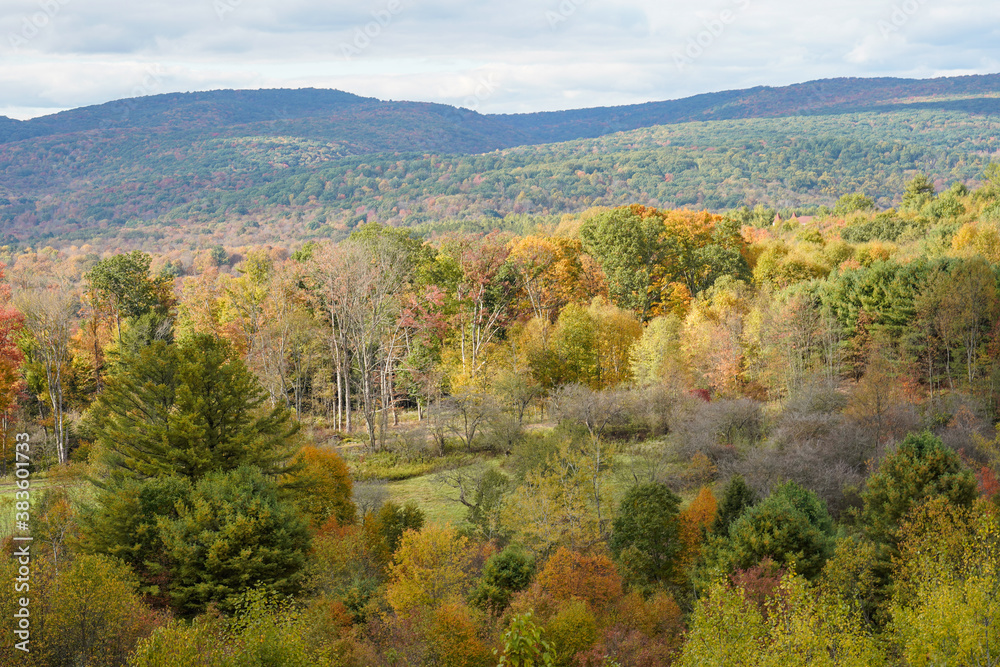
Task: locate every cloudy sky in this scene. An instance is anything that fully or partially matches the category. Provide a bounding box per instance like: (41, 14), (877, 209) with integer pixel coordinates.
(1, 0), (998, 119)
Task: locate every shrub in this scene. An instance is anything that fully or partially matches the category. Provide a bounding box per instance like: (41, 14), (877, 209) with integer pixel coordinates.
(40, 554), (164, 666)
(471, 545), (535, 614)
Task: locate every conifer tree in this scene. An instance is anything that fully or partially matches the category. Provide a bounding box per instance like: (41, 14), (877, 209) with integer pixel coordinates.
(160, 466), (310, 616)
(712, 474), (758, 536)
(88, 332), (298, 481)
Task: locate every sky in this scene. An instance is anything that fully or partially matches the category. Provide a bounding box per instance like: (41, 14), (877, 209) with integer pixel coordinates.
(1, 0), (999, 120)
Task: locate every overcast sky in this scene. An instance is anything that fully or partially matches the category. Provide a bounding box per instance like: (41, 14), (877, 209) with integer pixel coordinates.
(1, 0), (998, 119)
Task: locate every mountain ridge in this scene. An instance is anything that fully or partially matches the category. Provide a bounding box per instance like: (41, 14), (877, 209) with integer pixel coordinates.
(2, 72), (999, 248)
(3, 72), (1000, 149)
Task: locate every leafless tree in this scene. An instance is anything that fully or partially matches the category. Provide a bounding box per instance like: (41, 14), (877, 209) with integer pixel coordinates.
(550, 383), (632, 533)
(17, 284), (78, 464)
(312, 237), (411, 450)
(441, 389), (495, 452)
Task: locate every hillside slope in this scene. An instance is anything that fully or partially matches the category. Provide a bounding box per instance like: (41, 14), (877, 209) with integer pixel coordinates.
(1, 74), (999, 248)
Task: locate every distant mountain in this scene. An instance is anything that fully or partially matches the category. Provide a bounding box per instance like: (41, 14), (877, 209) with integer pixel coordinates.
(499, 74), (1000, 143)
(1, 73), (999, 248)
(0, 89), (369, 141)
(3, 73), (1000, 150)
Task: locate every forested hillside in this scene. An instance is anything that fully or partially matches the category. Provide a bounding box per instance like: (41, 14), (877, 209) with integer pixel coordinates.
(1, 74), (999, 248)
(3, 165), (1000, 664)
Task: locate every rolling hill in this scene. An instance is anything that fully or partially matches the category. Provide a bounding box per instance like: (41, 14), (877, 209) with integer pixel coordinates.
(1, 73), (999, 249)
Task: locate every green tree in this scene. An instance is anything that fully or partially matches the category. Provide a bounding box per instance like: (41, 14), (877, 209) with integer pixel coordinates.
(580, 206), (661, 316)
(79, 475), (191, 598)
(712, 474), (758, 536)
(160, 466), (311, 616)
(834, 193), (876, 216)
(496, 612), (557, 667)
(471, 545), (535, 614)
(465, 468), (511, 542)
(87, 251), (171, 341)
(610, 482), (683, 587)
(859, 431), (977, 545)
(900, 174), (935, 212)
(362, 500), (425, 570)
(703, 481), (834, 581)
(88, 333), (298, 481)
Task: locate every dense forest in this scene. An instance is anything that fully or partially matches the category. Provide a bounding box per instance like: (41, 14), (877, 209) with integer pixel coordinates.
(3, 164), (1000, 665)
(2, 74), (1000, 249)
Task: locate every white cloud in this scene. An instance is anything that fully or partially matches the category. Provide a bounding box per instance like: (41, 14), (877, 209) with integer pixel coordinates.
(0, 0), (997, 118)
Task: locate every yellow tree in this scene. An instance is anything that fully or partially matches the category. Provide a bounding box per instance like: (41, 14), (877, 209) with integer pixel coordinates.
(542, 298), (642, 390)
(507, 235), (606, 322)
(589, 297), (643, 388)
(677, 486), (718, 576)
(386, 524), (477, 618)
(501, 440), (602, 553)
(679, 575), (886, 667)
(629, 314), (686, 387)
(682, 278), (751, 396)
(176, 265), (225, 339)
(891, 500), (1000, 666)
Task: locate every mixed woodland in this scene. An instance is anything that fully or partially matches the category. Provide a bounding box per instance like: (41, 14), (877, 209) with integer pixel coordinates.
(3, 161), (1000, 665)
(3, 75), (1000, 252)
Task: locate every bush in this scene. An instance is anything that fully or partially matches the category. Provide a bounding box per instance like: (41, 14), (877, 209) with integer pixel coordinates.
(673, 397), (765, 463)
(545, 600), (598, 667)
(732, 379), (868, 518)
(471, 545), (535, 614)
(426, 602), (494, 667)
(536, 547), (622, 614)
(308, 524), (383, 623)
(40, 554), (163, 667)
